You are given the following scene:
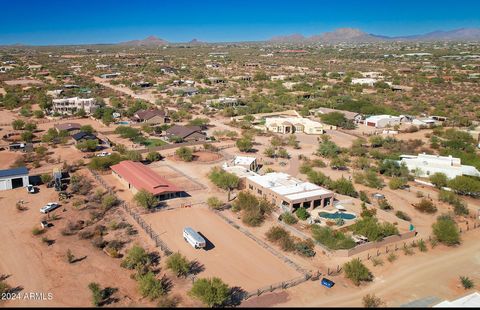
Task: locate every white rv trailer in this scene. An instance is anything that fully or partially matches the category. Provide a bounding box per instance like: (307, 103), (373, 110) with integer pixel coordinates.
(183, 227), (206, 249)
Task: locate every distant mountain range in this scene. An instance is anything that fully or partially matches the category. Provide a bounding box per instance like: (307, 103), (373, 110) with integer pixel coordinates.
(118, 36), (208, 46)
(269, 27), (480, 43)
(118, 35), (169, 46)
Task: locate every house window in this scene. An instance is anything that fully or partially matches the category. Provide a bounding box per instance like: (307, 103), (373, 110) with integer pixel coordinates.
(257, 189), (262, 195)
(249, 185), (253, 190)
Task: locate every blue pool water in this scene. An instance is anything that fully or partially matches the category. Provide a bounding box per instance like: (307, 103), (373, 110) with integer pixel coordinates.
(116, 121), (129, 125)
(319, 211), (356, 220)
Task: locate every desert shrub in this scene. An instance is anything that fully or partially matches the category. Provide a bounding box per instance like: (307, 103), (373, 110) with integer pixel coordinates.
(79, 230), (94, 239)
(439, 190), (469, 216)
(351, 216), (399, 242)
(417, 240), (428, 252)
(66, 249), (76, 263)
(343, 258), (373, 286)
(157, 295), (180, 308)
(101, 194), (118, 210)
(175, 146), (193, 162)
(91, 236), (107, 249)
(387, 252), (397, 263)
(331, 177), (358, 197)
(362, 294), (385, 308)
(311, 225), (356, 250)
(403, 245), (414, 256)
(281, 212), (298, 225)
(88, 282), (103, 307)
(206, 196), (224, 210)
(371, 257), (383, 267)
(32, 227), (45, 236)
(460, 276), (474, 290)
(378, 199), (393, 210)
(189, 277), (230, 307)
(233, 191), (273, 227)
(429, 172), (448, 189)
(395, 210), (411, 221)
(432, 215), (460, 246)
(413, 199), (437, 214)
(359, 191), (371, 203)
(166, 252), (190, 278)
(295, 207), (310, 220)
(388, 177), (407, 190)
(294, 239), (316, 257)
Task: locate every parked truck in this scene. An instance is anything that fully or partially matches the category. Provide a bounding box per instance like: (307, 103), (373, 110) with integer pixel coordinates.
(183, 227), (206, 249)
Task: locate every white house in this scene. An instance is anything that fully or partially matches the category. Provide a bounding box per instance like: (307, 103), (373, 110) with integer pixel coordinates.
(52, 97), (98, 115)
(223, 156), (258, 172)
(0, 167), (29, 191)
(364, 115), (404, 128)
(265, 117), (332, 134)
(351, 78), (378, 87)
(399, 153), (480, 179)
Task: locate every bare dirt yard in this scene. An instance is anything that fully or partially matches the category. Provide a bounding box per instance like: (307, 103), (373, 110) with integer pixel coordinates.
(169, 151), (223, 163)
(0, 185), (151, 307)
(241, 229), (480, 307)
(142, 206), (302, 292)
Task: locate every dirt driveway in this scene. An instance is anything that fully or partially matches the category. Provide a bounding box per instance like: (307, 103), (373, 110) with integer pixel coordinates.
(142, 206), (302, 292)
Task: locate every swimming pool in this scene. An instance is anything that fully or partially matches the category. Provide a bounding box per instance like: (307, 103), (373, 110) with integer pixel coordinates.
(319, 211), (356, 220)
(116, 121), (130, 125)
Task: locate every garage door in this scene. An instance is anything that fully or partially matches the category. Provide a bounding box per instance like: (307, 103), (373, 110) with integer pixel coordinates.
(0, 180), (8, 191)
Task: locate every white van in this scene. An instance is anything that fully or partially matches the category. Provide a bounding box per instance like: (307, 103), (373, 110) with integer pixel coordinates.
(183, 227), (206, 249)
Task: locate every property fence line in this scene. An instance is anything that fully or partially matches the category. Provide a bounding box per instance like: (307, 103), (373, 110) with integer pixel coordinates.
(240, 272), (320, 301)
(88, 168), (172, 256)
(212, 209), (309, 275)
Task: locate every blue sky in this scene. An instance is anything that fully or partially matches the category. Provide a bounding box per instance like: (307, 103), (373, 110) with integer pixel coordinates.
(1, 0), (479, 45)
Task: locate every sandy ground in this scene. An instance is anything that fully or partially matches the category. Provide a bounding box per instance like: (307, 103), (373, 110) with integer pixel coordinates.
(0, 151), (21, 169)
(142, 207), (302, 292)
(242, 229), (480, 307)
(0, 185), (153, 307)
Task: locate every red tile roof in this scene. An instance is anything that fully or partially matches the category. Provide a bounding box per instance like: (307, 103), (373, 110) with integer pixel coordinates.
(111, 160), (180, 196)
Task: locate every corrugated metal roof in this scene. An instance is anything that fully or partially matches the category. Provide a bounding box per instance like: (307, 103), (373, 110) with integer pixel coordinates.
(111, 161), (180, 196)
(0, 167), (29, 178)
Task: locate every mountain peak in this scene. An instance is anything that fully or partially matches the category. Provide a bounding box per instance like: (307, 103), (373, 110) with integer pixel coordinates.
(118, 35), (169, 46)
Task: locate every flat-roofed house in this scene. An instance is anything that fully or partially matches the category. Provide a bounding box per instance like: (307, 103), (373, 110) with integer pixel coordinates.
(52, 97), (98, 115)
(111, 160), (182, 200)
(245, 172), (334, 212)
(364, 115), (404, 128)
(265, 117), (330, 134)
(399, 153), (480, 179)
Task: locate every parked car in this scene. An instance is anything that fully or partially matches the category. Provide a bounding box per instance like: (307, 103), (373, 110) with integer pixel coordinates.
(27, 184), (35, 194)
(96, 152), (111, 157)
(321, 277), (335, 288)
(40, 202), (59, 214)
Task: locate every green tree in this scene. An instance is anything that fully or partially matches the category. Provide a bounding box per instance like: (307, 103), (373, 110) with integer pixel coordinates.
(175, 146), (193, 162)
(121, 245), (151, 272)
(133, 189), (159, 209)
(137, 271), (166, 300)
(166, 252), (190, 277)
(429, 172), (448, 189)
(432, 215), (460, 246)
(208, 167), (239, 200)
(189, 277), (230, 307)
(236, 136), (253, 152)
(448, 176), (480, 197)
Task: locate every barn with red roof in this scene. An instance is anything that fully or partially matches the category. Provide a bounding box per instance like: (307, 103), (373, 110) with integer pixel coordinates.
(111, 160), (182, 200)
